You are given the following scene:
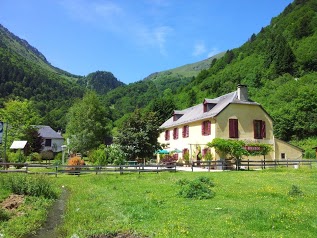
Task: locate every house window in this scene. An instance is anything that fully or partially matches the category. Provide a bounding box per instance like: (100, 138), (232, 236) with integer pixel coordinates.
(281, 153), (286, 159)
(182, 125), (189, 138)
(253, 120), (266, 139)
(45, 139), (52, 147)
(229, 119), (239, 138)
(165, 130), (170, 141)
(173, 128), (179, 140)
(201, 120), (211, 136)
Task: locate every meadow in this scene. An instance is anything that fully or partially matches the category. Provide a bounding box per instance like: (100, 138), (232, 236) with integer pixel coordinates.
(1, 168), (317, 237)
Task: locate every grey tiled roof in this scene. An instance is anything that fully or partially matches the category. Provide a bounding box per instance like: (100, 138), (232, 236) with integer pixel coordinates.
(160, 90), (260, 129)
(35, 125), (63, 139)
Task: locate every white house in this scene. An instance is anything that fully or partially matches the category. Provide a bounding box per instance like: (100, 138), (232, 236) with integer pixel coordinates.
(36, 125), (64, 153)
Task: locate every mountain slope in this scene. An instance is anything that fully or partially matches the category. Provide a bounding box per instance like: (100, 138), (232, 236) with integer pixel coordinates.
(173, 0), (317, 142)
(143, 52), (224, 93)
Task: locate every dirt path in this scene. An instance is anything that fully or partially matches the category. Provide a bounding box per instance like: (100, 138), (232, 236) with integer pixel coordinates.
(24, 187), (68, 238)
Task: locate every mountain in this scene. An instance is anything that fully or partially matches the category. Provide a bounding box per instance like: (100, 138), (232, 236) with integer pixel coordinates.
(0, 24), (122, 130)
(103, 0), (317, 148)
(1, 0), (317, 150)
(78, 71), (125, 95)
(172, 0), (317, 142)
(143, 52), (224, 92)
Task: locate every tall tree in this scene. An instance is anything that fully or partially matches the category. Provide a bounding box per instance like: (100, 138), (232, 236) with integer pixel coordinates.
(65, 91), (112, 154)
(115, 109), (162, 161)
(0, 99), (42, 151)
(148, 97), (175, 125)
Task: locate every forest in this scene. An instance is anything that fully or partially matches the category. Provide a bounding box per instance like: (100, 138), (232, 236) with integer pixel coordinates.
(1, 0), (317, 155)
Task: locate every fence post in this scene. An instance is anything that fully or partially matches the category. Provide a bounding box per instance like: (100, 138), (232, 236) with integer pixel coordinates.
(25, 163), (28, 174)
(208, 161), (210, 172)
(248, 159), (250, 171)
(191, 162), (194, 172)
(275, 160), (277, 169)
(287, 159), (288, 168)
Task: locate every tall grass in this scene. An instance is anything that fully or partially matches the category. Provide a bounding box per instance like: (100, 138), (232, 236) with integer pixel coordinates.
(0, 174), (57, 199)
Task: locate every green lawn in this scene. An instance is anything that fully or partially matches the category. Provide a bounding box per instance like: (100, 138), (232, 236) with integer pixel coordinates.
(1, 168), (317, 237)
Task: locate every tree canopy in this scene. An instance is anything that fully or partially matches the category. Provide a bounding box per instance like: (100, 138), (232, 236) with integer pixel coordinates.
(65, 92), (112, 154)
(115, 109), (162, 161)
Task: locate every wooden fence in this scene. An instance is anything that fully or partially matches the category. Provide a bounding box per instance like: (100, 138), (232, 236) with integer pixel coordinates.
(0, 162), (177, 176)
(191, 159), (317, 171)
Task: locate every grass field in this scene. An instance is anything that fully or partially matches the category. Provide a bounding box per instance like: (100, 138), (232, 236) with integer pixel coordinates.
(1, 168), (317, 237)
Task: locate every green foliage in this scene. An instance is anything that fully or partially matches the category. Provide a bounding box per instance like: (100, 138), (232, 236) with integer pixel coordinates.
(29, 152), (42, 162)
(288, 185), (304, 197)
(66, 91), (112, 154)
(40, 150), (54, 161)
(177, 176), (215, 199)
(105, 144), (126, 165)
(0, 174), (57, 199)
(0, 208), (10, 222)
(208, 138), (248, 160)
(116, 109), (162, 161)
(22, 127), (43, 155)
(0, 99), (42, 152)
(78, 71), (125, 94)
(8, 151), (27, 168)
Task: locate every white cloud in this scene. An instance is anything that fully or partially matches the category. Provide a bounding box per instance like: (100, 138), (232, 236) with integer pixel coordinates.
(192, 42), (207, 57)
(207, 47), (221, 57)
(59, 0), (172, 55)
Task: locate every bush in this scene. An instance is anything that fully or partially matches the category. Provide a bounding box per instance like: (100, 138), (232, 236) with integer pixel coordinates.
(0, 208), (10, 222)
(0, 174), (57, 199)
(288, 185), (303, 197)
(40, 150), (54, 162)
(67, 156), (85, 171)
(29, 152), (42, 162)
(177, 176), (215, 200)
(8, 151), (27, 168)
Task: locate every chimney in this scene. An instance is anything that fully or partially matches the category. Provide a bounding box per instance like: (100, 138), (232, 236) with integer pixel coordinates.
(237, 84), (248, 101)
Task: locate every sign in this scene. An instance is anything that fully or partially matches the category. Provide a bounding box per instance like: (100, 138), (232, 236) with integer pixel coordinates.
(244, 146), (261, 151)
(0, 121), (3, 144)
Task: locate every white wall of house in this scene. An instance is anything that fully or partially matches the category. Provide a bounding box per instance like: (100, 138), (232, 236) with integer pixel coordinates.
(42, 138), (64, 152)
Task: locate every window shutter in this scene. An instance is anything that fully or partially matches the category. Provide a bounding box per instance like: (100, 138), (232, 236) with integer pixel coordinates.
(261, 121), (266, 138)
(207, 121), (211, 135)
(186, 126), (189, 137)
(165, 130), (170, 141)
(229, 119), (238, 138)
(201, 122), (205, 135)
(253, 120), (257, 139)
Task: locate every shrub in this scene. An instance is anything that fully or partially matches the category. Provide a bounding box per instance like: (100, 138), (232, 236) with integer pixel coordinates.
(67, 156), (85, 173)
(177, 176), (215, 200)
(29, 152), (42, 162)
(0, 174), (57, 199)
(0, 208), (10, 222)
(8, 151), (26, 168)
(161, 154), (177, 164)
(288, 185), (303, 197)
(40, 150), (54, 162)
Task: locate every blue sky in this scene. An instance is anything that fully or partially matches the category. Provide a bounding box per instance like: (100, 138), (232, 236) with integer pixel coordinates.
(1, 0), (293, 84)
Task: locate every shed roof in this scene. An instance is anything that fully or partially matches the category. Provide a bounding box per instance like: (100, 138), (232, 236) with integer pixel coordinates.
(10, 140), (27, 149)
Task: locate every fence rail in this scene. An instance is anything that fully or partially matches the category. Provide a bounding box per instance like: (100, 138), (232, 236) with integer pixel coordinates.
(0, 162), (177, 176)
(191, 159), (317, 171)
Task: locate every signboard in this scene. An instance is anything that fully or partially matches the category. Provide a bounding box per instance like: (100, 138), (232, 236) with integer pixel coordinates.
(244, 146), (261, 151)
(0, 121), (3, 144)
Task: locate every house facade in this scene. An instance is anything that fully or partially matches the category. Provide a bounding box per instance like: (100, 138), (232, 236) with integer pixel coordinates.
(36, 125), (64, 153)
(158, 85), (303, 162)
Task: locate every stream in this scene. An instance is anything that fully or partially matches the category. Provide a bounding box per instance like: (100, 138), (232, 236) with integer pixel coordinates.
(24, 187), (69, 238)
